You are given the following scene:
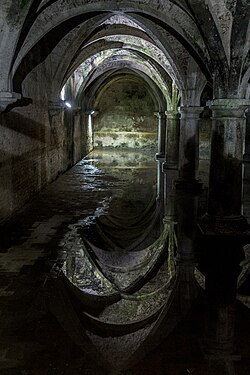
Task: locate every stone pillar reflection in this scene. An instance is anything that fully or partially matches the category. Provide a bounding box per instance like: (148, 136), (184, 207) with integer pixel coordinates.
(177, 106), (203, 185)
(175, 189), (198, 266)
(163, 169), (178, 218)
(164, 110), (180, 170)
(197, 99), (249, 370)
(154, 112), (166, 201)
(155, 112), (166, 160)
(156, 159), (164, 201)
(73, 110), (81, 163)
(175, 187), (200, 309)
(200, 236), (244, 367)
(86, 110), (98, 152)
(206, 99), (249, 226)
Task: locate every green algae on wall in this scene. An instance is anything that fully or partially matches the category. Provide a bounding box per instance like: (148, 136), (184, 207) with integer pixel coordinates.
(20, 0), (30, 8)
(7, 0), (31, 25)
(94, 75), (157, 149)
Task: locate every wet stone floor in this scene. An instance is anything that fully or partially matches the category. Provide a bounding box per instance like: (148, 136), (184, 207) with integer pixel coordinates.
(0, 149), (249, 375)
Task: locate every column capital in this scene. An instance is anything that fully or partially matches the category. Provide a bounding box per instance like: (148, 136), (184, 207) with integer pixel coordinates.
(154, 111), (166, 119)
(165, 110), (180, 119)
(48, 100), (65, 116)
(178, 106), (203, 119)
(0, 91), (21, 112)
(211, 98), (250, 118)
(198, 213), (250, 236)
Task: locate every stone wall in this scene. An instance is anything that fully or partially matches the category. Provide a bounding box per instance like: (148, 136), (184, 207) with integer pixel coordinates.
(93, 76), (157, 150)
(0, 64), (86, 224)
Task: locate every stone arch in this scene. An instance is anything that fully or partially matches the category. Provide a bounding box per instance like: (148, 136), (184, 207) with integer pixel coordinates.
(10, 1), (212, 95)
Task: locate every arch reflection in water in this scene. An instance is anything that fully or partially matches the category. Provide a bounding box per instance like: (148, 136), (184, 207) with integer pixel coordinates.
(49, 149), (248, 374)
(55, 149), (177, 369)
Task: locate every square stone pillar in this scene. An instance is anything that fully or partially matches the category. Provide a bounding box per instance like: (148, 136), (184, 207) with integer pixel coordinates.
(154, 111), (166, 161)
(203, 99), (250, 232)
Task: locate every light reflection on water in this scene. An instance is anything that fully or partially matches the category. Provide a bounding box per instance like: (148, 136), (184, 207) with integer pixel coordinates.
(54, 148), (250, 372)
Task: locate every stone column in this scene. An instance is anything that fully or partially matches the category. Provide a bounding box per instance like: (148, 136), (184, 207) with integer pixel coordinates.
(161, 111), (180, 215)
(164, 110), (180, 170)
(163, 169), (178, 218)
(243, 108), (250, 181)
(205, 99), (249, 229)
(73, 109), (82, 163)
(86, 110), (98, 152)
(154, 112), (166, 201)
(156, 159), (164, 202)
(177, 106), (203, 188)
(155, 112), (166, 161)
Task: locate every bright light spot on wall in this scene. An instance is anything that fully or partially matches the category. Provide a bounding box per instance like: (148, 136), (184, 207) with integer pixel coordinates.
(60, 85), (66, 100)
(65, 101), (72, 108)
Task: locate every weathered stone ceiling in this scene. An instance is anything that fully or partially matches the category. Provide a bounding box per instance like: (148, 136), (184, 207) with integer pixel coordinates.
(85, 69), (166, 111)
(71, 49), (171, 105)
(6, 0), (209, 95)
(0, 0), (249, 101)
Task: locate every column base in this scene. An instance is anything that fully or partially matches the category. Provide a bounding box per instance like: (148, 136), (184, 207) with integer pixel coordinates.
(162, 161), (178, 172)
(163, 215), (177, 222)
(155, 153), (165, 162)
(198, 213), (250, 236)
(175, 178), (203, 193)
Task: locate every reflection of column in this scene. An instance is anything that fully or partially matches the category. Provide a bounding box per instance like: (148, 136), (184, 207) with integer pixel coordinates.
(175, 188), (200, 309)
(156, 159), (164, 201)
(73, 110), (81, 163)
(203, 99), (249, 231)
(197, 98), (248, 370)
(175, 189), (198, 265)
(243, 108), (250, 180)
(88, 113), (93, 149)
(200, 236), (243, 367)
(164, 110), (180, 170)
(155, 112), (166, 161)
(177, 106), (203, 187)
(163, 169), (178, 218)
